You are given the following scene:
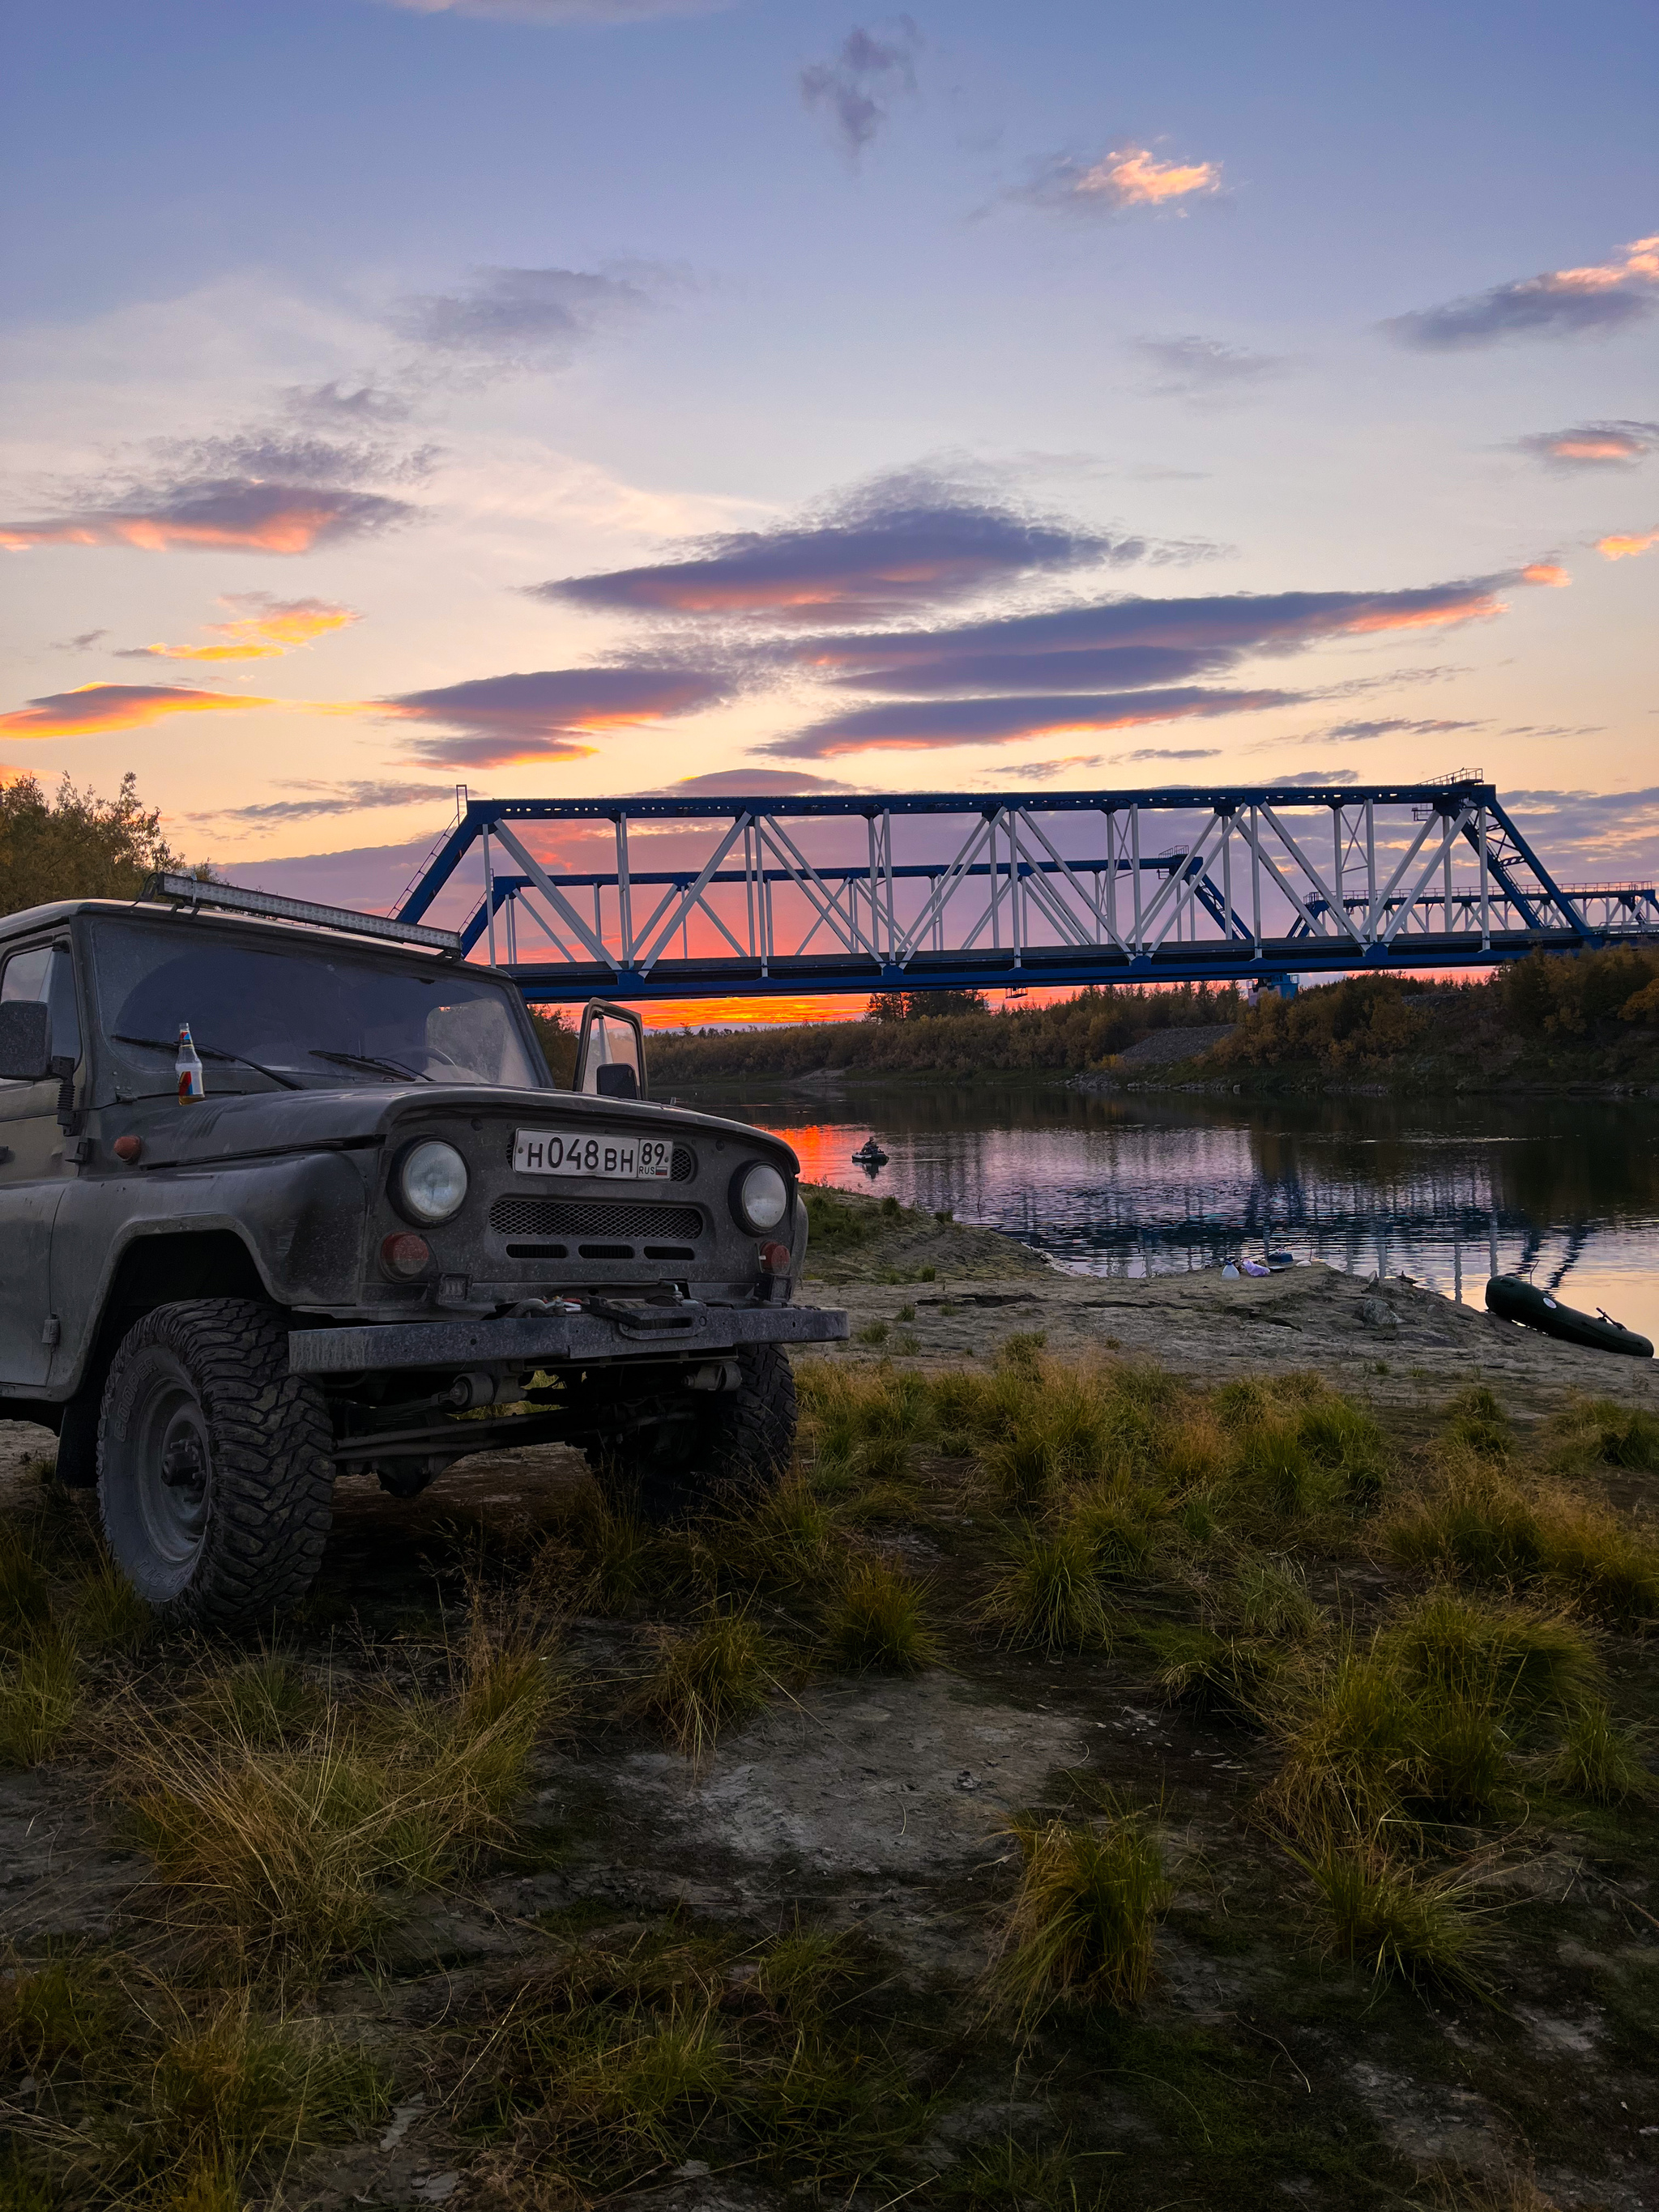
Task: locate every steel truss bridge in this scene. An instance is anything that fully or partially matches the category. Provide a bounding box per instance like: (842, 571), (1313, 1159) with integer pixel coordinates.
(395, 778), (1659, 1005)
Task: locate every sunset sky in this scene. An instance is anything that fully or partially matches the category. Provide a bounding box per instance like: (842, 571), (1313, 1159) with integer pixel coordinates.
(3, 0), (1657, 995)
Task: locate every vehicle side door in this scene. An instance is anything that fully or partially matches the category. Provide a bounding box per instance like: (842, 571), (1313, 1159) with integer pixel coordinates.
(0, 940), (81, 1390)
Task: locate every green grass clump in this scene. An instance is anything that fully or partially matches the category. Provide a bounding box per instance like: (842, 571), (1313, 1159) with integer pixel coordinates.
(1546, 1700), (1652, 1807)
(1233, 1554), (1322, 1642)
(825, 1558), (940, 1674)
(641, 1609), (777, 1759)
(856, 1319), (889, 1347)
(454, 1921), (923, 2198)
(983, 1525), (1113, 1654)
(70, 1558), (154, 1656)
(1380, 1587), (1595, 1718)
(115, 1623), (557, 1975)
(0, 1629), (79, 1767)
(1386, 1460), (1659, 1627)
(992, 1805), (1171, 2022)
(1303, 1841), (1491, 1993)
(1065, 1484), (1158, 1578)
(1152, 1627), (1280, 1720)
(1548, 1396), (1659, 1473)
(0, 1971), (386, 2206)
(1442, 1383), (1512, 1462)
(1295, 1395), (1390, 1505)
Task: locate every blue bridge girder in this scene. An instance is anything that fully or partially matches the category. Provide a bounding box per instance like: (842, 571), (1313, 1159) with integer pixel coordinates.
(391, 778), (1659, 1004)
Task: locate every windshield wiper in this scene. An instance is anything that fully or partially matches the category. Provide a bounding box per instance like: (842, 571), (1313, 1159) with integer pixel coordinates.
(111, 1033), (304, 1092)
(308, 1048), (433, 1083)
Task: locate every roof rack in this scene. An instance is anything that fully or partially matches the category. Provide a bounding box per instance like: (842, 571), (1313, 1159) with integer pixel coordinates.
(139, 873), (463, 954)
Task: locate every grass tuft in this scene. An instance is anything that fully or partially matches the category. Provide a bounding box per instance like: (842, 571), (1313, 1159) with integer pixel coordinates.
(825, 1557), (940, 1674)
(0, 1629), (80, 1767)
(1303, 1839), (1491, 1993)
(641, 1608), (778, 1759)
(1546, 1699), (1652, 1807)
(983, 1525), (1113, 1654)
(992, 1804), (1171, 2022)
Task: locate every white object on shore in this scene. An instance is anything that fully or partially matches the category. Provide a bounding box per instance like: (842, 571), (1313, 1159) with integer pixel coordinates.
(1222, 1261), (1240, 1279)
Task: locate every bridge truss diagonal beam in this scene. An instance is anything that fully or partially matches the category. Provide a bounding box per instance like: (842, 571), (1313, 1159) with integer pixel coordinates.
(394, 781), (1658, 1004)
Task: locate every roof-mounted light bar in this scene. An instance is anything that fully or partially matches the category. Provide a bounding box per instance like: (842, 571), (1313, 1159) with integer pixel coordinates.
(141, 872), (463, 953)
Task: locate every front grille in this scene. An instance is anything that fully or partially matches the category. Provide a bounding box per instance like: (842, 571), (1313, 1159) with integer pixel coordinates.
(489, 1196), (704, 1241)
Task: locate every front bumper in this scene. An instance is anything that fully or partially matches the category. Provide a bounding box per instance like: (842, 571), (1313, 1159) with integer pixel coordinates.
(288, 1299), (848, 1377)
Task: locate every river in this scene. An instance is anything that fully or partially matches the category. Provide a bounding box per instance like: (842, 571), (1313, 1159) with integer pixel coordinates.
(676, 1081), (1659, 1345)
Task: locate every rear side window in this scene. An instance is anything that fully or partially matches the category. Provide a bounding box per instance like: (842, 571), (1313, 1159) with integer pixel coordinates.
(0, 943), (80, 1083)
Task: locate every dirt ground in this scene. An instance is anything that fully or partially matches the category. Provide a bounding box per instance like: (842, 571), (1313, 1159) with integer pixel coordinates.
(2, 1195), (1656, 2210)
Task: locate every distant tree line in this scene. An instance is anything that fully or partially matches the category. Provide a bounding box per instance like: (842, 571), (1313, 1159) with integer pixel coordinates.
(644, 980), (1244, 1083)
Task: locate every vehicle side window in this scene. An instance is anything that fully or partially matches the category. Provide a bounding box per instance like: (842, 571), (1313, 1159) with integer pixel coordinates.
(0, 944), (81, 1086)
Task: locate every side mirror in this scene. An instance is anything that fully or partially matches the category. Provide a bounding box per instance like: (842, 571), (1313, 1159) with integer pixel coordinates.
(0, 1001), (52, 1082)
(574, 1001), (647, 1101)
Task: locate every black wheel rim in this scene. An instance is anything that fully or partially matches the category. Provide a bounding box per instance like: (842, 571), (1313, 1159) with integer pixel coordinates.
(134, 1383), (211, 1570)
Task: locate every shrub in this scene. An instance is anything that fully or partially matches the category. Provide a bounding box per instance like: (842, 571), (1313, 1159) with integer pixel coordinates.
(982, 1526), (1112, 1655)
(1387, 1463), (1658, 1628)
(1236, 1422), (1328, 1517)
(992, 1805), (1171, 2022)
(825, 1558), (939, 1674)
(1153, 1628), (1280, 1721)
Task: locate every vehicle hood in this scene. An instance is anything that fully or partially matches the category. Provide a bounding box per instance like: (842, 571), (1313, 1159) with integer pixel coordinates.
(113, 1083), (800, 1174)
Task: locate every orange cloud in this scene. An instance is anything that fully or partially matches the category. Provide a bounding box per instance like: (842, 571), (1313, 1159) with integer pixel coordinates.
(1520, 563), (1572, 586)
(0, 684), (275, 740)
(1073, 147), (1220, 207)
(1596, 528), (1659, 560)
(0, 484), (412, 555)
(1342, 590), (1508, 633)
(130, 595), (360, 662)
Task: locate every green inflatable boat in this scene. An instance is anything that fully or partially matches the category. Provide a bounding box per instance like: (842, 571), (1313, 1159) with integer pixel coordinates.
(1485, 1275), (1653, 1358)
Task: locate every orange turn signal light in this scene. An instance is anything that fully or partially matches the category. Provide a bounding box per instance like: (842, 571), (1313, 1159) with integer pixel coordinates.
(381, 1230), (433, 1279)
(113, 1135), (143, 1163)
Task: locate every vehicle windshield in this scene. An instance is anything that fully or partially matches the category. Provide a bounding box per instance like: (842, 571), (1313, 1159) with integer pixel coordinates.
(87, 918), (548, 1095)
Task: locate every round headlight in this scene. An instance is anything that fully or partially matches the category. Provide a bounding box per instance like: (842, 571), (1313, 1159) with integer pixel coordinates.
(731, 1160), (789, 1234)
(396, 1139), (468, 1225)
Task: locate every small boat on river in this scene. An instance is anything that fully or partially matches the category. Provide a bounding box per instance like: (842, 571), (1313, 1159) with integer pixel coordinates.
(1485, 1275), (1653, 1358)
(851, 1137), (889, 1170)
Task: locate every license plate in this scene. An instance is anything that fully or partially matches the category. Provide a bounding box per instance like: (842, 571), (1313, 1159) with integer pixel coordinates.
(512, 1129), (674, 1180)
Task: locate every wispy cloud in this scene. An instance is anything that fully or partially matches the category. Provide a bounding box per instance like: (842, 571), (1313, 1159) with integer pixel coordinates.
(119, 595), (360, 663)
(0, 484), (412, 556)
(1128, 334), (1285, 399)
(382, 663), (726, 767)
(1516, 420), (1659, 468)
(800, 21), (919, 154)
(54, 630), (108, 652)
(781, 577), (1519, 697)
(0, 684), (274, 739)
(759, 687), (1294, 759)
(665, 768), (855, 797)
(537, 471), (1141, 623)
(195, 780), (454, 824)
(1596, 526), (1659, 560)
(1319, 716), (1483, 742)
(1387, 234), (1659, 349)
(1021, 145), (1221, 215)
(1502, 786), (1659, 876)
(0, 423), (426, 556)
(390, 265), (652, 374)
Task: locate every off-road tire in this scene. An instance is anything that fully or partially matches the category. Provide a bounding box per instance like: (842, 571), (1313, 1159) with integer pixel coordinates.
(585, 1342), (797, 1523)
(97, 1298), (334, 1624)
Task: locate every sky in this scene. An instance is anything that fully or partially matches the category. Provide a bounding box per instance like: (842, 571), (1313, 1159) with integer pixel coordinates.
(2, 0), (1657, 1019)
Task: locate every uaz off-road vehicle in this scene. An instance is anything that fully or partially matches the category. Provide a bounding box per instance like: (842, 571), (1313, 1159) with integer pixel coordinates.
(0, 876), (847, 1622)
